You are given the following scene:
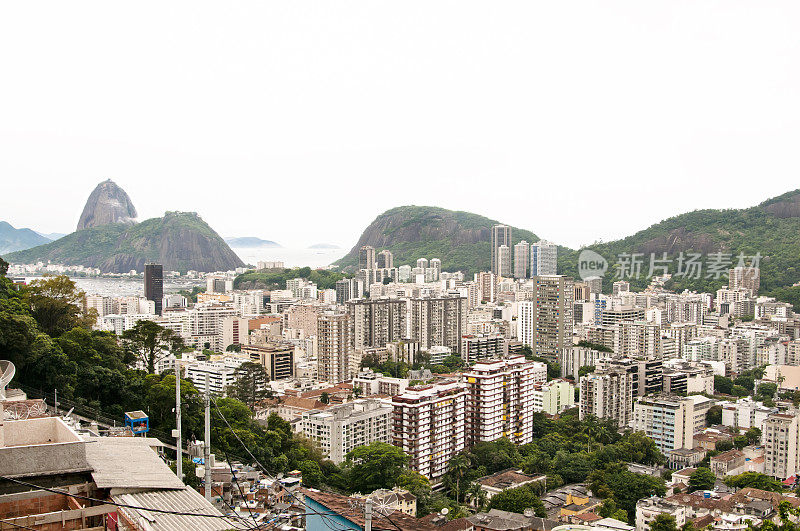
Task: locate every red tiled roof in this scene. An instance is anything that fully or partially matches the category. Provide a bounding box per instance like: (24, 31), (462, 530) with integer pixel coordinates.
(303, 489), (435, 531)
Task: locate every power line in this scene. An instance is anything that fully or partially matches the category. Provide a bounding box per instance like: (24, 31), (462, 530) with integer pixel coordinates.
(0, 518), (40, 531)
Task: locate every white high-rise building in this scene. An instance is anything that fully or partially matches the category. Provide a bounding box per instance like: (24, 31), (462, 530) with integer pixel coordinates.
(517, 276), (574, 361)
(631, 394), (713, 453)
(392, 380), (467, 483)
(299, 399), (393, 464)
(579, 369), (634, 427)
(530, 240), (557, 276)
(462, 357), (546, 446)
(763, 411), (800, 479)
(513, 241), (530, 279)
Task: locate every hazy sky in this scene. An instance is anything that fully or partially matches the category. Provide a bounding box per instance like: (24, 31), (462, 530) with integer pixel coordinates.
(2, 2), (799, 250)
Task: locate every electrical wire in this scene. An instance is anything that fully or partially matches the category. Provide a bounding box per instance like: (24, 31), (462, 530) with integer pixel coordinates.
(210, 397), (354, 531)
(0, 517), (40, 531)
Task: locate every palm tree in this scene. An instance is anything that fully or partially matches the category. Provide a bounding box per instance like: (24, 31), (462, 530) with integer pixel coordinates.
(448, 454), (471, 503)
(466, 481), (488, 511)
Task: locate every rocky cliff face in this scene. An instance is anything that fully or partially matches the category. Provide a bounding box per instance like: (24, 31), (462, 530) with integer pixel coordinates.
(77, 179), (138, 231)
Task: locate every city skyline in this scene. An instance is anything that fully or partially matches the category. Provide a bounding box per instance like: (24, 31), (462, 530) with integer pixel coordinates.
(2, 2), (800, 249)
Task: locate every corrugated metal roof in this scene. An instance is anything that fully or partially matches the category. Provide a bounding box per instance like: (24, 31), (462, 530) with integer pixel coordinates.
(85, 437), (185, 489)
(114, 487), (237, 531)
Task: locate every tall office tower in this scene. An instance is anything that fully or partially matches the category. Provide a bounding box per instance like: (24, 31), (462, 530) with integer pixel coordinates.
(530, 240), (557, 276)
(346, 298), (407, 350)
(376, 249), (394, 269)
(513, 240), (530, 279)
(429, 258), (441, 280)
(392, 380), (467, 483)
(579, 368), (634, 427)
(398, 264), (412, 282)
(475, 271), (497, 303)
(317, 311), (352, 384)
(491, 224), (512, 276)
(144, 263), (163, 316)
(416, 258), (429, 269)
(517, 276), (574, 361)
(763, 412), (800, 480)
(497, 245), (511, 278)
(463, 356), (546, 446)
(358, 245), (376, 270)
(410, 296), (467, 354)
(729, 266), (760, 296)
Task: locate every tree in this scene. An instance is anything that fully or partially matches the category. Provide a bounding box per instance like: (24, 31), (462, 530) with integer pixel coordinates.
(319, 391), (330, 404)
(225, 343), (242, 352)
(466, 482), (488, 511)
(448, 454), (471, 502)
(487, 485), (546, 516)
(578, 365), (596, 378)
(122, 320), (183, 374)
(227, 362), (271, 409)
(725, 472), (783, 492)
(649, 513), (678, 531)
(688, 467), (716, 492)
(344, 442), (408, 494)
(714, 375), (733, 395)
(25, 275), (96, 337)
(706, 405), (722, 425)
(745, 427), (761, 445)
(731, 385), (749, 397)
(589, 463), (665, 519)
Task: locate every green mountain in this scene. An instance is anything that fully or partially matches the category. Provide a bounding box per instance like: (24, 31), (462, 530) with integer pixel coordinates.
(0, 221), (53, 254)
(558, 189), (800, 295)
(334, 205), (541, 274)
(4, 211), (245, 273)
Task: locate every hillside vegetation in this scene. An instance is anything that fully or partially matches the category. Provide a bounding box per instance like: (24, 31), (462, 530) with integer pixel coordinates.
(5, 211), (244, 273)
(334, 205), (541, 274)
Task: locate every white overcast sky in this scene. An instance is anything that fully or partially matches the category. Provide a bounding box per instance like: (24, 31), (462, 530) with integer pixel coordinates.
(1, 1), (799, 249)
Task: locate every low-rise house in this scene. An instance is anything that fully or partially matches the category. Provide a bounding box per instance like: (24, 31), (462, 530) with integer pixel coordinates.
(668, 447), (707, 470)
(468, 509), (559, 531)
(475, 469), (547, 504)
(710, 449), (747, 477)
(636, 497), (687, 531)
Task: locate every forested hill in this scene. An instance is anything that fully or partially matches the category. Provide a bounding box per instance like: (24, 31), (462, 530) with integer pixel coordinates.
(558, 189), (800, 298)
(334, 205), (543, 274)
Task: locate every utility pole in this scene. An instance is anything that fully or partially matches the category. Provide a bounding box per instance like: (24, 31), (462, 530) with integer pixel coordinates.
(175, 360), (182, 483)
(204, 374), (212, 502)
(364, 497), (373, 531)
(54, 389), (58, 415)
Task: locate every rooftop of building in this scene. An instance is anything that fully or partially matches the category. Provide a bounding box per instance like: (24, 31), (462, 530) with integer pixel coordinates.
(302, 488), (435, 531)
(477, 469), (547, 490)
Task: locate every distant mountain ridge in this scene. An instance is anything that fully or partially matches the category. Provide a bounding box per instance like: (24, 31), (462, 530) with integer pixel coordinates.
(225, 237), (281, 248)
(334, 205), (540, 274)
(557, 189), (800, 294)
(4, 180), (244, 273)
(6, 211), (244, 273)
(0, 221), (52, 254)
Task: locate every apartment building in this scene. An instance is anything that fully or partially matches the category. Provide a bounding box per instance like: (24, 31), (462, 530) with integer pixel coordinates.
(632, 394), (714, 453)
(721, 397), (778, 432)
(532, 379), (575, 415)
(513, 240), (530, 279)
(530, 240), (557, 276)
(410, 296), (467, 354)
(185, 357), (247, 395)
(317, 311), (351, 384)
(763, 412), (800, 480)
(347, 298), (407, 350)
(462, 357), (545, 446)
(491, 225), (512, 277)
(559, 346), (613, 379)
(299, 399), (393, 464)
(597, 357), (663, 397)
(240, 343), (295, 380)
(461, 334), (505, 363)
(579, 368), (634, 426)
(517, 275), (574, 362)
(392, 380), (467, 483)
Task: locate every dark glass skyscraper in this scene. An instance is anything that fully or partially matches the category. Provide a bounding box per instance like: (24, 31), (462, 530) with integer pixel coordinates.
(144, 263), (163, 315)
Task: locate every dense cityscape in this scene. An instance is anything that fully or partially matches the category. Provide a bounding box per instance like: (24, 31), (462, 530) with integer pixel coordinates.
(3, 202), (800, 530)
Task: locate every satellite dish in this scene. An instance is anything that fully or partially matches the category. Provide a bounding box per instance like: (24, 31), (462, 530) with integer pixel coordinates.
(368, 489), (398, 518)
(440, 507), (449, 516)
(0, 361), (15, 400)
